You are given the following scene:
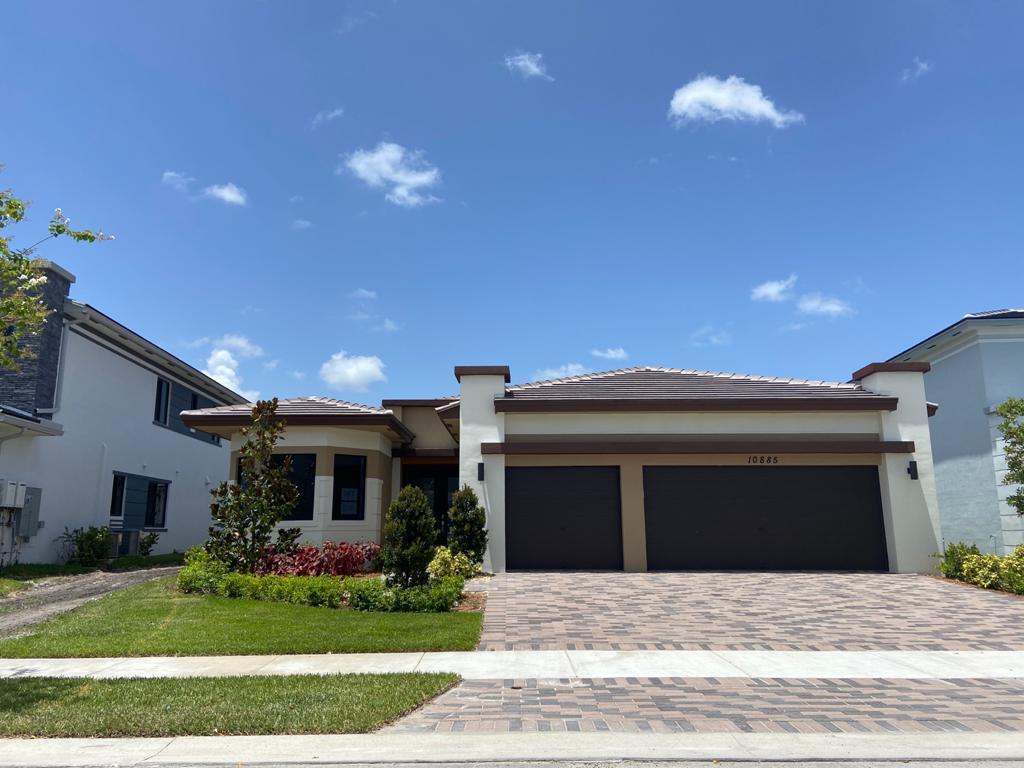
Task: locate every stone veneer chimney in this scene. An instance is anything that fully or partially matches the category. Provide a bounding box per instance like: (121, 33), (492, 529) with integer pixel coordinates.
(0, 260), (75, 418)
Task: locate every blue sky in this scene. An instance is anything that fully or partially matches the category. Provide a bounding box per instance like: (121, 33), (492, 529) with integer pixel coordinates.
(4, 1), (1022, 401)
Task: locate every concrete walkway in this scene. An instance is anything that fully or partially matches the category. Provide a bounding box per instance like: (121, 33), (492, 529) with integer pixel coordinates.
(3, 649), (1024, 680)
(2, 731), (1024, 766)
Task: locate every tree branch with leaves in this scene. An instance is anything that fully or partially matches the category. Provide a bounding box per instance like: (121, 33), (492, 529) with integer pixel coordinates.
(996, 397), (1024, 517)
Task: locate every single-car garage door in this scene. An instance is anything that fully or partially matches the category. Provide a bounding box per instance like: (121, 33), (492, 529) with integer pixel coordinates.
(643, 465), (888, 571)
(506, 466), (623, 570)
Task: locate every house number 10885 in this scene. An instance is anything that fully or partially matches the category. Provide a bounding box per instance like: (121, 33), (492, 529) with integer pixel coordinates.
(747, 455), (779, 464)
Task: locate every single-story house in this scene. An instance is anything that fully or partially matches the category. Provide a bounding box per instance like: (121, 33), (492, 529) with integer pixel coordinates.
(183, 362), (941, 573)
(888, 309), (1024, 554)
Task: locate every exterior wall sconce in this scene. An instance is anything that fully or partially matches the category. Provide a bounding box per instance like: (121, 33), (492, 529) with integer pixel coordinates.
(907, 460), (919, 480)
(477, 462), (485, 481)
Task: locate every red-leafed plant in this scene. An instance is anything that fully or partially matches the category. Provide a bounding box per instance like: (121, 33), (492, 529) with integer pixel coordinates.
(255, 541), (380, 577)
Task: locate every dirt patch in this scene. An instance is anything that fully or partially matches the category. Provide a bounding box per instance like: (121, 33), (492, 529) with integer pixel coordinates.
(0, 567), (179, 639)
(455, 590), (486, 613)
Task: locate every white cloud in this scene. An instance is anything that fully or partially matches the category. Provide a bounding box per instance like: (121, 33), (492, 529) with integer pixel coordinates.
(342, 142), (441, 208)
(901, 57), (933, 84)
(288, 195), (304, 203)
(263, 359), (279, 371)
(319, 351), (386, 391)
(669, 75), (804, 129)
(202, 182), (248, 206)
(161, 170), (195, 192)
(374, 318), (399, 333)
(591, 347), (628, 360)
(504, 52), (554, 81)
(783, 321), (812, 332)
(291, 219), (312, 230)
(203, 348), (259, 402)
(350, 288), (377, 300)
(311, 106), (344, 129)
(797, 293), (853, 317)
(751, 274), (798, 303)
(690, 325), (733, 347)
(533, 363), (588, 381)
(290, 370), (307, 381)
(213, 334), (264, 358)
(350, 310), (373, 322)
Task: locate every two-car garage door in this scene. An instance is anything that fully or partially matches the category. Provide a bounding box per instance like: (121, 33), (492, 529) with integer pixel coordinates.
(505, 465), (888, 571)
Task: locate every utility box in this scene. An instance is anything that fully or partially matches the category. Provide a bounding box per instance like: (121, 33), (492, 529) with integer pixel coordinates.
(0, 481), (27, 509)
(15, 487), (42, 539)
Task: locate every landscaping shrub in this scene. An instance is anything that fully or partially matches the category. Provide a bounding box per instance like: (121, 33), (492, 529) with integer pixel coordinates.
(447, 486), (488, 565)
(427, 546), (476, 581)
(218, 573), (346, 608)
(937, 542), (981, 580)
(1000, 545), (1024, 595)
(57, 526), (112, 567)
(138, 532), (160, 557)
(961, 552), (1003, 589)
(379, 485), (436, 588)
(345, 575), (464, 613)
(176, 548), (229, 595)
(256, 541), (380, 577)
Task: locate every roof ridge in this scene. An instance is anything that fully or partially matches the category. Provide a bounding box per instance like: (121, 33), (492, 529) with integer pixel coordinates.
(510, 366), (861, 391)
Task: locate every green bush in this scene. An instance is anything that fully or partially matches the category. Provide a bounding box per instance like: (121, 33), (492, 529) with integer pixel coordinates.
(447, 485), (488, 565)
(961, 552), (1003, 589)
(937, 542), (981, 580)
(218, 573), (346, 608)
(345, 575), (464, 613)
(1000, 546), (1024, 595)
(57, 526), (112, 567)
(379, 485), (436, 588)
(427, 546), (476, 581)
(176, 548), (229, 595)
(138, 532), (160, 557)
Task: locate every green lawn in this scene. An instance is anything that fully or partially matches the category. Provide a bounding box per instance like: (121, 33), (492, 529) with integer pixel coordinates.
(106, 551), (185, 570)
(0, 578), (482, 657)
(0, 673), (458, 737)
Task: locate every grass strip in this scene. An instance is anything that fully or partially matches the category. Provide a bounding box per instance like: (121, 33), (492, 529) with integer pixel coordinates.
(0, 673), (458, 737)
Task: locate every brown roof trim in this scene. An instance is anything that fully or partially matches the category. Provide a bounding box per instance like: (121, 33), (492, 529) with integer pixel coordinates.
(454, 365), (511, 383)
(493, 397), (898, 413)
(392, 447), (459, 458)
(436, 402), (460, 419)
(482, 440), (916, 455)
(851, 362), (931, 381)
(381, 399), (457, 408)
(181, 412), (415, 443)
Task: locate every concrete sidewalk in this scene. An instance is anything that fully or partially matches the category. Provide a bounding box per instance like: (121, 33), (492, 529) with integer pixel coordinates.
(2, 649), (1024, 680)
(2, 732), (1024, 766)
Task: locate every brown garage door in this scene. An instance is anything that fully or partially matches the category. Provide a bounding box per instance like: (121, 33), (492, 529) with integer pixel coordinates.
(643, 466), (888, 571)
(506, 466), (623, 570)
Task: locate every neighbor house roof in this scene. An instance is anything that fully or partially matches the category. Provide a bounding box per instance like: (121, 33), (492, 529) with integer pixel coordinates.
(181, 396), (415, 442)
(888, 309), (1024, 362)
(492, 366), (899, 412)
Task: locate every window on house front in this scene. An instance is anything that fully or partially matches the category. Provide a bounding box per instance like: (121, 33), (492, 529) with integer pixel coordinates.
(145, 481), (168, 528)
(332, 454), (366, 520)
(109, 475), (126, 517)
(154, 378), (170, 425)
(240, 454), (316, 521)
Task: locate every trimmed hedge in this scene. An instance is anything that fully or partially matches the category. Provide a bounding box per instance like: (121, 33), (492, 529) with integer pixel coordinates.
(345, 576), (464, 613)
(939, 542), (1024, 595)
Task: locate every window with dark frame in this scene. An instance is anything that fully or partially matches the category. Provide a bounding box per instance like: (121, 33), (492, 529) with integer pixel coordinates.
(109, 475), (126, 517)
(332, 454), (366, 520)
(145, 481), (168, 528)
(154, 378), (170, 424)
(239, 454), (317, 521)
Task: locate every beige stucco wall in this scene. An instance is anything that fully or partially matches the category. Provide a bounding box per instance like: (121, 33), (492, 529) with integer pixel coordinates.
(504, 411), (881, 436)
(393, 406), (458, 450)
(228, 426), (392, 546)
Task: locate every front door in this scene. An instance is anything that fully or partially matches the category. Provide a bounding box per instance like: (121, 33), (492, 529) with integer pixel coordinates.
(401, 463), (459, 544)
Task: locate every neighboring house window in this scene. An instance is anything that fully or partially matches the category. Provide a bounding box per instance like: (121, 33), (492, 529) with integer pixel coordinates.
(332, 454), (367, 520)
(145, 481), (168, 528)
(239, 454), (316, 521)
(109, 475), (126, 517)
(154, 378), (171, 425)
(112, 473), (170, 531)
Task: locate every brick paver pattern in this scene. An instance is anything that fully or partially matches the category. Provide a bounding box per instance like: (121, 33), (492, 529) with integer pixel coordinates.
(388, 676), (1024, 734)
(477, 572), (1024, 651)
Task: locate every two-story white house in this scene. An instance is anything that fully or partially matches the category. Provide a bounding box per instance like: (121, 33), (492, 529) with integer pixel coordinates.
(0, 261), (247, 564)
(888, 309), (1024, 555)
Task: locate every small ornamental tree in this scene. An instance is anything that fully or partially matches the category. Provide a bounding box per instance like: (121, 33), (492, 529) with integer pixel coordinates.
(205, 399), (299, 572)
(996, 397), (1024, 517)
(447, 485), (488, 565)
(379, 485), (436, 588)
(1, 173), (113, 370)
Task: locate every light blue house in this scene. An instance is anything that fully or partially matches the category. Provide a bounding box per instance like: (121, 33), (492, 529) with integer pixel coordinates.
(889, 310), (1024, 555)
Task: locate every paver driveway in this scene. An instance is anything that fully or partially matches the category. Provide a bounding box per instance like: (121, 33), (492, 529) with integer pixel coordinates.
(477, 571), (1024, 651)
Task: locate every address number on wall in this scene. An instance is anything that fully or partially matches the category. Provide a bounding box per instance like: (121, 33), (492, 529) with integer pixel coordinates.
(747, 455), (780, 464)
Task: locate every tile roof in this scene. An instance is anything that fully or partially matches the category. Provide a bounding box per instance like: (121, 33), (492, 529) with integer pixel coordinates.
(504, 366), (884, 401)
(182, 396), (391, 418)
(964, 309), (1024, 319)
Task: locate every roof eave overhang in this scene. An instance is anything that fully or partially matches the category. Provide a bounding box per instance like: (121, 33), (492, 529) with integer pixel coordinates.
(181, 413), (416, 444)
(0, 413), (64, 438)
(482, 439), (916, 455)
(492, 397), (899, 413)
